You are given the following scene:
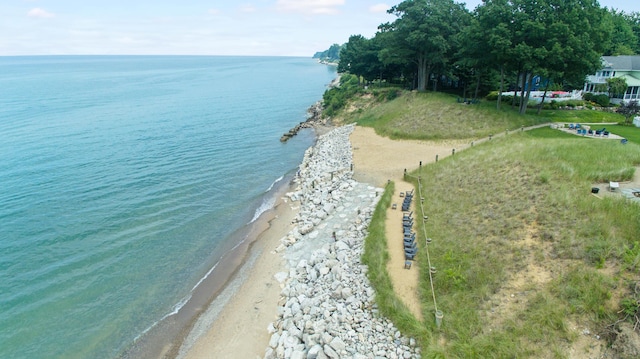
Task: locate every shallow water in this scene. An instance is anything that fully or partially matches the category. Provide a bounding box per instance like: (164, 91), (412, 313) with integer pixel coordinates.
(0, 55), (336, 358)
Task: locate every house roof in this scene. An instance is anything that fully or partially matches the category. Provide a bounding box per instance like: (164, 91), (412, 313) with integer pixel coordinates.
(619, 73), (640, 87)
(602, 56), (640, 71)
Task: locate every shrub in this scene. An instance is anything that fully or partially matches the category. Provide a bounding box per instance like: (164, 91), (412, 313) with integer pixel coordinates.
(593, 94), (610, 107)
(583, 92), (594, 102)
(485, 91), (500, 101)
(386, 89), (400, 101)
(322, 74), (361, 117)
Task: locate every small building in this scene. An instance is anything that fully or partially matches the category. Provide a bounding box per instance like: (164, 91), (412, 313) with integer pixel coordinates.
(583, 56), (640, 103)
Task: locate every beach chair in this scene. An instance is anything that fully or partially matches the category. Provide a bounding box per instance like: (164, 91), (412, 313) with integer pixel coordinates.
(588, 129), (594, 135)
(622, 139), (628, 144)
(404, 243), (417, 252)
(404, 261), (412, 269)
(405, 247), (418, 260)
(569, 123), (575, 130)
(391, 203), (397, 210)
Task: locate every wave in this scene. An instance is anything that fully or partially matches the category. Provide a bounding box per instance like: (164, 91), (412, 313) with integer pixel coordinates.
(249, 196), (276, 224)
(248, 175), (286, 224)
(265, 175), (284, 193)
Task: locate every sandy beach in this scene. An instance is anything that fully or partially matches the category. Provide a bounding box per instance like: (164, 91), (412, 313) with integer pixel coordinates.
(179, 125), (464, 358)
(177, 195), (297, 359)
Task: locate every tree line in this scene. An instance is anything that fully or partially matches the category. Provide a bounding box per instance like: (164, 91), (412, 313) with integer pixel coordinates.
(330, 0), (640, 114)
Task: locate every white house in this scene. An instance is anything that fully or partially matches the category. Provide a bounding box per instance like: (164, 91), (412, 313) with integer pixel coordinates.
(584, 56), (640, 103)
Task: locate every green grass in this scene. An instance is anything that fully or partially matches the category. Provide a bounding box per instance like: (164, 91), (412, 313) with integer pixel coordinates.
(352, 88), (640, 357)
(534, 108), (624, 124)
(365, 120), (640, 358)
(361, 182), (429, 341)
(336, 89), (627, 141)
(398, 134), (640, 357)
(608, 125), (640, 144)
(346, 91), (547, 140)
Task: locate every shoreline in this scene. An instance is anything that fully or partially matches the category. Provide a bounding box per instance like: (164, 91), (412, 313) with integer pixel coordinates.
(173, 114), (458, 357)
(178, 124), (428, 359)
(120, 173), (299, 359)
(176, 182), (299, 358)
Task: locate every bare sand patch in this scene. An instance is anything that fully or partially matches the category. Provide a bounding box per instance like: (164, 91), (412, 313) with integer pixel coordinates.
(350, 126), (462, 321)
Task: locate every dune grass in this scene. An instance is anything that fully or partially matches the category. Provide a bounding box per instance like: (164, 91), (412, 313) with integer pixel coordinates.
(354, 88), (640, 357)
(336, 89), (627, 141)
(399, 134), (640, 357)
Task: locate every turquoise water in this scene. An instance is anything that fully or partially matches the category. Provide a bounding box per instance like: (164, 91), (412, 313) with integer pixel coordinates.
(0, 56), (336, 358)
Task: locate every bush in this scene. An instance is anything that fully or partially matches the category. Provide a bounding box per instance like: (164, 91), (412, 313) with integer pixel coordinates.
(593, 94), (610, 107)
(583, 92), (594, 102)
(386, 89), (400, 101)
(322, 74), (361, 117)
(485, 91), (500, 101)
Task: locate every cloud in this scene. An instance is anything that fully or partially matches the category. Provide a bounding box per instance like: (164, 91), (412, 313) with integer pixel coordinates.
(369, 4), (389, 13)
(276, 0), (345, 15)
(240, 4), (257, 13)
(27, 8), (55, 18)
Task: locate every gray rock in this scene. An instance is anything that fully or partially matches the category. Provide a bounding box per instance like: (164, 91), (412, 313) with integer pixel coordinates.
(307, 344), (324, 359)
(323, 344), (339, 359)
(329, 336), (346, 352)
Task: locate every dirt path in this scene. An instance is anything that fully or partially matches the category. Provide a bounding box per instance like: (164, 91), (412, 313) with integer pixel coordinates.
(350, 126), (464, 320)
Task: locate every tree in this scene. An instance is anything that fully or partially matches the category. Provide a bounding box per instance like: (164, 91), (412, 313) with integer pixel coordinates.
(380, 0), (471, 91)
(607, 77), (628, 99)
(602, 9), (638, 56)
(471, 0), (514, 109)
(626, 12), (640, 54)
(313, 44), (342, 62)
(501, 0), (609, 114)
(617, 100), (640, 125)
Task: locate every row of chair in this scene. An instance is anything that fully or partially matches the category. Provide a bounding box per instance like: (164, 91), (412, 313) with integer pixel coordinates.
(569, 124), (610, 137)
(402, 193), (418, 261)
(576, 127), (609, 136)
(400, 189), (414, 212)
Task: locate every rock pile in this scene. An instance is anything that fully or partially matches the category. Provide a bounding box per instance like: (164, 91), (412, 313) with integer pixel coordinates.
(265, 125), (421, 359)
(280, 102), (329, 142)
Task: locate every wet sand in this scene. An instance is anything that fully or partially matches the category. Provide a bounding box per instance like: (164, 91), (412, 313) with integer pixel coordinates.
(177, 196), (296, 359)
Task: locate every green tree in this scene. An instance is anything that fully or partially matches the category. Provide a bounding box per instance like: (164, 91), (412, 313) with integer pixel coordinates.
(380, 0), (471, 91)
(471, 0), (514, 109)
(503, 0), (609, 114)
(625, 12), (640, 54)
(338, 35), (386, 84)
(607, 77), (628, 99)
(603, 9), (637, 55)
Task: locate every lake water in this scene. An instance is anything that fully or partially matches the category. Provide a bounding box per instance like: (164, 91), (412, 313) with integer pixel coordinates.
(0, 56), (336, 358)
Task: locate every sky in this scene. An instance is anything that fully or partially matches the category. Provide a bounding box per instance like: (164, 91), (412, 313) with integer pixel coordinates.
(1, 0), (639, 57)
